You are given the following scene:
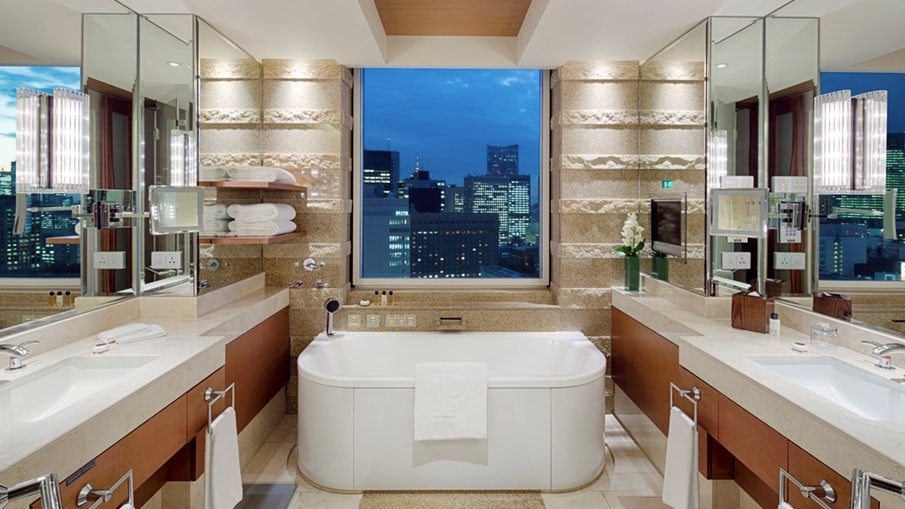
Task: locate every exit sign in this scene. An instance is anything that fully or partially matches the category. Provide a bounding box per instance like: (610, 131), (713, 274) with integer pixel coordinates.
(661, 179), (673, 189)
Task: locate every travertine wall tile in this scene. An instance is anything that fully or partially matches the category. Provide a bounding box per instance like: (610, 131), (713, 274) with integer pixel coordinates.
(264, 80), (349, 110)
(200, 58), (260, 80)
(562, 126), (639, 156)
(558, 80), (638, 111)
(639, 61), (705, 81)
(201, 80), (261, 109)
(639, 81), (706, 111)
(262, 127), (342, 155)
(556, 61), (639, 82)
(639, 127), (705, 155)
(200, 127), (262, 154)
(262, 59), (350, 81)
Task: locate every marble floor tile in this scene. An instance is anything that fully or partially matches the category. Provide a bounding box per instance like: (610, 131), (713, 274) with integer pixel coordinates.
(239, 414), (667, 509)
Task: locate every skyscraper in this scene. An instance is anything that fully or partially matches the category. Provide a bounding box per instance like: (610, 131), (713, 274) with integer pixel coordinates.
(465, 174), (531, 247)
(362, 149), (400, 199)
(486, 144), (518, 177)
(410, 212), (499, 278)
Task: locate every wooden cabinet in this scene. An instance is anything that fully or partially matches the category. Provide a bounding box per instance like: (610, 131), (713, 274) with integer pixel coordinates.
(718, 394), (789, 487)
(788, 442), (879, 509)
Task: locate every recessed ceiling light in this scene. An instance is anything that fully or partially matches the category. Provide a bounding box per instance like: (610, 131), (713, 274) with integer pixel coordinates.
(716, 63), (728, 69)
(167, 61), (181, 67)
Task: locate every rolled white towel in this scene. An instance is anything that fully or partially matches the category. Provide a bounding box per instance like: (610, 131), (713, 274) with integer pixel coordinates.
(227, 220), (297, 236)
(203, 204), (229, 220)
(203, 219), (231, 233)
(227, 165), (297, 185)
(98, 323), (166, 344)
(200, 166), (229, 181)
(227, 203), (296, 221)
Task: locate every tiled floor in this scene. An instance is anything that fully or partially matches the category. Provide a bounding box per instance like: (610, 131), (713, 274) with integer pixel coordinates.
(241, 414), (669, 509)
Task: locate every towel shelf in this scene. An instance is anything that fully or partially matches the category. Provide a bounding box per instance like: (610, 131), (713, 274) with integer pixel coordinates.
(205, 383), (235, 432)
(199, 231), (307, 245)
(669, 382), (700, 429)
(199, 180), (307, 192)
(778, 468), (835, 509)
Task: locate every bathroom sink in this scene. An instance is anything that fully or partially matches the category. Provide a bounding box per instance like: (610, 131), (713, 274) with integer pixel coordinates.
(0, 355), (156, 423)
(748, 356), (905, 421)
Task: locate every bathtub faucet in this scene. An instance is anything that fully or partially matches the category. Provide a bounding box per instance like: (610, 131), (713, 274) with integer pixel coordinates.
(324, 298), (340, 336)
(1, 473), (63, 509)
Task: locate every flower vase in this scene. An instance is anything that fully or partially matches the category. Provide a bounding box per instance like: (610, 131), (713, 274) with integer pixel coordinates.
(624, 255), (640, 291)
(651, 254), (669, 281)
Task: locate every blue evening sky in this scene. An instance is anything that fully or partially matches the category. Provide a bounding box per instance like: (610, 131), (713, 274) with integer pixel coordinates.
(362, 68), (542, 189)
(0, 66), (81, 172)
(820, 72), (905, 133)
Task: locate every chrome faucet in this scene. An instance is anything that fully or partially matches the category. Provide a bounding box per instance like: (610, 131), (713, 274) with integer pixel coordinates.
(861, 340), (905, 369)
(0, 473), (63, 509)
(0, 340), (37, 370)
(850, 469), (905, 509)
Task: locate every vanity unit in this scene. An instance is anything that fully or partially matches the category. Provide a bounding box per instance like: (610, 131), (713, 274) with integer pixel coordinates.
(0, 275), (289, 509)
(612, 279), (904, 508)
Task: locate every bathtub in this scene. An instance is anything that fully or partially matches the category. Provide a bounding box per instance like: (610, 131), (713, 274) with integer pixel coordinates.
(297, 330), (606, 491)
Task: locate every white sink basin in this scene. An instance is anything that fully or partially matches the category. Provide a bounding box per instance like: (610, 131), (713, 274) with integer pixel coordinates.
(0, 355), (156, 423)
(749, 356), (905, 421)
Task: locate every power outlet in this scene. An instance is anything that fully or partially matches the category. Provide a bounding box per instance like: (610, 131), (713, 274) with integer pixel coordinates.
(366, 314), (380, 328)
(774, 252), (806, 270)
(94, 251), (126, 270)
(150, 251), (181, 269)
(721, 251), (751, 270)
(347, 314), (361, 328)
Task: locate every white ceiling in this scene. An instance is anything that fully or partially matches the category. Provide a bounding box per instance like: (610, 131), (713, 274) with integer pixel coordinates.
(0, 0), (902, 70)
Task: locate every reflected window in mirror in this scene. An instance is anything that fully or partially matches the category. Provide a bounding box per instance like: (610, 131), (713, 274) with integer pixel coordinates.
(0, 66), (82, 281)
(817, 72), (905, 283)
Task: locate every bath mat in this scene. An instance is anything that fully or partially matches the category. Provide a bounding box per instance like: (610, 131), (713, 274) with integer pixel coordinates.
(234, 482), (296, 509)
(359, 491), (546, 509)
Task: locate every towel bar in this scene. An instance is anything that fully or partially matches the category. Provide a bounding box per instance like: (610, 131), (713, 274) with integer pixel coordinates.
(76, 469), (133, 509)
(778, 468), (835, 509)
(205, 383), (236, 432)
(669, 382), (700, 430)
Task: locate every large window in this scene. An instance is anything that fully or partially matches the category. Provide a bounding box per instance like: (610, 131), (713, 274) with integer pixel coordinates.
(353, 69), (548, 287)
(0, 66), (82, 280)
(817, 72), (905, 285)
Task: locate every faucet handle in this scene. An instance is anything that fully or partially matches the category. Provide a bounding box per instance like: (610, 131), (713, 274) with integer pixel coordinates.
(861, 340), (882, 348)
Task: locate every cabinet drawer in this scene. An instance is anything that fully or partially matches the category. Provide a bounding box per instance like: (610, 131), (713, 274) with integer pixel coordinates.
(718, 393), (788, 487)
(186, 367), (227, 437)
(677, 367), (718, 437)
(788, 442), (878, 509)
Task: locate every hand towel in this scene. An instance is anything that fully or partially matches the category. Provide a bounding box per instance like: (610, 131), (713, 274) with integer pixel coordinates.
(778, 502), (794, 509)
(414, 362), (487, 441)
(227, 220), (297, 236)
(662, 406), (699, 509)
(115, 324), (166, 344)
(205, 406), (243, 509)
(227, 165), (297, 185)
(98, 323), (156, 343)
(200, 166), (229, 181)
(203, 219), (231, 234)
(226, 203), (296, 222)
(204, 204), (229, 220)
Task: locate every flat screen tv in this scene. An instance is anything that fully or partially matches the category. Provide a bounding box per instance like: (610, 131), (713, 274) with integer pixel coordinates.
(650, 197), (685, 257)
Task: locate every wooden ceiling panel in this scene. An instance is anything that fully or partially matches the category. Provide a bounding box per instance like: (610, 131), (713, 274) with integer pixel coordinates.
(374, 0), (532, 37)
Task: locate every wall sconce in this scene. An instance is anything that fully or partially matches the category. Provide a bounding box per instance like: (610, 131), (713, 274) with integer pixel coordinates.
(15, 87), (89, 194)
(708, 129), (728, 189)
(813, 89), (887, 194)
(169, 128), (196, 187)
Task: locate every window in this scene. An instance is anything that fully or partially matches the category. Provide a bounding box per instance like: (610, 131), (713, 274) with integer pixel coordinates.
(0, 66), (82, 280)
(816, 72), (905, 286)
(353, 68), (548, 287)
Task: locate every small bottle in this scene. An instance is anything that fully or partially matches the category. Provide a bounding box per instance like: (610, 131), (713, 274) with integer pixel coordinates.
(380, 290), (388, 306)
(48, 291), (56, 306)
(64, 290), (72, 306)
(387, 290), (395, 306)
(769, 312), (781, 336)
(56, 291), (64, 307)
(374, 290), (380, 305)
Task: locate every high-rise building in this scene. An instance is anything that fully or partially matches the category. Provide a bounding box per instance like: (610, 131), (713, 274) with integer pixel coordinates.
(887, 132), (905, 220)
(464, 174), (531, 247)
(397, 163), (446, 207)
(410, 212), (499, 278)
(445, 185), (466, 213)
(486, 144), (518, 177)
(362, 149), (400, 199)
(361, 197), (410, 278)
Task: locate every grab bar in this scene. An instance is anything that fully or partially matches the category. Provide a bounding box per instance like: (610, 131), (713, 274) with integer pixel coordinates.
(851, 468), (905, 509)
(669, 382), (700, 430)
(778, 468), (835, 509)
(204, 383), (235, 432)
(76, 469), (133, 509)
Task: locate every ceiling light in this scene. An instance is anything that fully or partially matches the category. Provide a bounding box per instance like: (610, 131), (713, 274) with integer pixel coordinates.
(167, 61), (181, 67)
(715, 63), (728, 69)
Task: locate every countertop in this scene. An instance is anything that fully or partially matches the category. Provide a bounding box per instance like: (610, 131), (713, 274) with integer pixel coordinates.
(0, 274), (288, 490)
(612, 282), (905, 486)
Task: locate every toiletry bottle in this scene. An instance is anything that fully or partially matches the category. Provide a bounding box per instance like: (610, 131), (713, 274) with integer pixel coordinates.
(48, 291), (56, 306)
(387, 290), (394, 306)
(374, 290), (380, 305)
(769, 312), (780, 336)
(380, 290), (388, 306)
(64, 290), (72, 306)
(56, 291), (64, 307)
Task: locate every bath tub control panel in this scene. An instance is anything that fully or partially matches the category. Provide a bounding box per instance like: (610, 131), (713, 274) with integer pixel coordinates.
(347, 313), (416, 328)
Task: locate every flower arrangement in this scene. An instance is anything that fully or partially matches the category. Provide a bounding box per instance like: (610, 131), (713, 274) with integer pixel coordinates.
(614, 212), (645, 257)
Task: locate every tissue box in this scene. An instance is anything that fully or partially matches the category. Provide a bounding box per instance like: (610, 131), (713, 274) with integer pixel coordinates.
(813, 292), (852, 321)
(731, 291), (774, 333)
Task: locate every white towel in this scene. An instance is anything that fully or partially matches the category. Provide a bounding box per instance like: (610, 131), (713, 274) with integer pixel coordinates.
(204, 204), (229, 220)
(778, 502), (794, 509)
(227, 165), (297, 185)
(205, 406), (243, 509)
(226, 203), (296, 222)
(97, 323), (167, 344)
(200, 166), (229, 181)
(414, 362), (487, 441)
(662, 406), (699, 509)
(227, 220), (296, 236)
(203, 219), (231, 234)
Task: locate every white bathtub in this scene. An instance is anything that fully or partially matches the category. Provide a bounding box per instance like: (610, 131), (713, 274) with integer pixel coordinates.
(297, 330), (606, 491)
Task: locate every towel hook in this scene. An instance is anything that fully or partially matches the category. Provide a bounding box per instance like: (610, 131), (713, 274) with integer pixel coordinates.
(778, 468), (835, 509)
(77, 469), (133, 509)
(205, 383), (235, 432)
(669, 383), (700, 430)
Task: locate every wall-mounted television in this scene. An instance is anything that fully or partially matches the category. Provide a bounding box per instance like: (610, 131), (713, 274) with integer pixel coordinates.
(650, 197), (685, 257)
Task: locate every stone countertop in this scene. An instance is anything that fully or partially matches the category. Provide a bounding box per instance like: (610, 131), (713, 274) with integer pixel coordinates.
(0, 276), (288, 493)
(612, 285), (905, 486)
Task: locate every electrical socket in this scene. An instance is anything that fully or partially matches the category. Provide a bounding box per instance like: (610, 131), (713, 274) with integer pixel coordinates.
(347, 314), (361, 328)
(94, 251), (126, 270)
(721, 251), (751, 270)
(774, 252), (806, 270)
(150, 251), (181, 269)
(366, 314), (380, 328)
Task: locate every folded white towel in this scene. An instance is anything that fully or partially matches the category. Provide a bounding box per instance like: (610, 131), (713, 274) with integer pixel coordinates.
(414, 362), (487, 441)
(662, 406), (699, 509)
(228, 220), (296, 236)
(97, 323), (167, 344)
(205, 406), (243, 509)
(203, 219), (231, 233)
(227, 203), (296, 221)
(227, 165), (297, 185)
(203, 204), (229, 220)
(777, 502), (794, 509)
(200, 166), (229, 181)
